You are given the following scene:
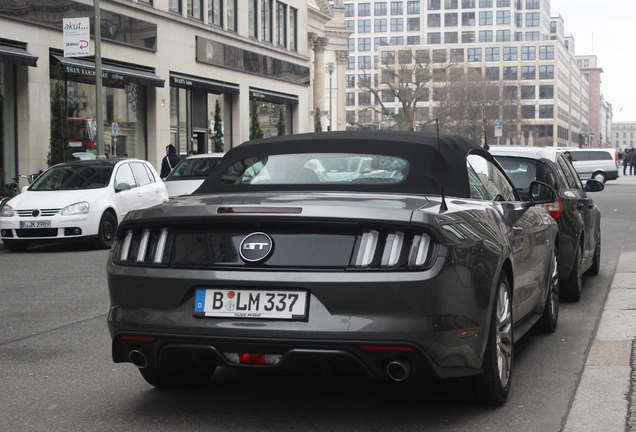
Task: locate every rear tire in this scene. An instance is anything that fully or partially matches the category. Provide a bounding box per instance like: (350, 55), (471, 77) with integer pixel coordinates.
(95, 211), (117, 249)
(538, 243), (559, 333)
(585, 233), (601, 276)
(139, 364), (215, 389)
(456, 273), (513, 406)
(2, 239), (29, 252)
(562, 245), (582, 302)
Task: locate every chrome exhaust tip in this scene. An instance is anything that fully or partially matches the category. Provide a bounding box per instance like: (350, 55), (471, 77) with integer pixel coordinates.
(129, 349), (149, 369)
(386, 359), (412, 382)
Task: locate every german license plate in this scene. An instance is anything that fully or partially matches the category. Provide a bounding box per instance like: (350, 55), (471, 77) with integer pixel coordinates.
(20, 220), (51, 229)
(194, 289), (307, 319)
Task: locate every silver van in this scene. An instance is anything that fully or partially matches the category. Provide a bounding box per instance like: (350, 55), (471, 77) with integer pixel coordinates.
(564, 148), (619, 183)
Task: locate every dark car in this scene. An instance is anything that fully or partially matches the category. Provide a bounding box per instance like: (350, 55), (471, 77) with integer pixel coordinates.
(491, 146), (603, 301)
(107, 131), (559, 406)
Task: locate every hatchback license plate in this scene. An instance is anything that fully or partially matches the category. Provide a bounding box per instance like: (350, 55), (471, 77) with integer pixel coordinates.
(194, 289), (307, 319)
(20, 220), (51, 229)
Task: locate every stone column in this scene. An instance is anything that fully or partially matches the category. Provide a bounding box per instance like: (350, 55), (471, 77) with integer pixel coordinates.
(336, 50), (350, 131)
(313, 37), (328, 119)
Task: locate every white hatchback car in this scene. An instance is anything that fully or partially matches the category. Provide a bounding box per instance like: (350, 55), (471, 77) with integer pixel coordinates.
(0, 158), (168, 251)
(164, 153), (224, 198)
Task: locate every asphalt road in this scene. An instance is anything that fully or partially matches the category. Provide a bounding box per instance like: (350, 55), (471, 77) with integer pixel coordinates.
(0, 176), (634, 432)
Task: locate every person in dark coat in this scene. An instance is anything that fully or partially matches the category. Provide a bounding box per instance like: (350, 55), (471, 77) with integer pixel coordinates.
(161, 144), (180, 178)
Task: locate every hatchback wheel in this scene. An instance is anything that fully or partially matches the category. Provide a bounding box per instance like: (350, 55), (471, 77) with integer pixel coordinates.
(96, 211), (117, 249)
(538, 243), (559, 333)
(562, 245), (583, 302)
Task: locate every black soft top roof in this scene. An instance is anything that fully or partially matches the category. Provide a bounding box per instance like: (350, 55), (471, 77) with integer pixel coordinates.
(198, 131), (489, 198)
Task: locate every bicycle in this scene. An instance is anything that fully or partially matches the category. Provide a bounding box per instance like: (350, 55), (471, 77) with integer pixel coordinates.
(0, 171), (42, 212)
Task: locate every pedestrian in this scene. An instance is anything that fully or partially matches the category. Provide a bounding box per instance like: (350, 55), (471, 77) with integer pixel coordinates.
(160, 144), (180, 178)
(564, 150), (573, 161)
(629, 148), (636, 176)
(623, 149), (630, 175)
(188, 150), (197, 156)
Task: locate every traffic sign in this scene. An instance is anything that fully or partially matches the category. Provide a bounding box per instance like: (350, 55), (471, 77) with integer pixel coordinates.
(112, 122), (118, 136)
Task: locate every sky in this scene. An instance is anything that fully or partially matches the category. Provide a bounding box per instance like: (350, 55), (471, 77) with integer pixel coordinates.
(549, 0), (636, 122)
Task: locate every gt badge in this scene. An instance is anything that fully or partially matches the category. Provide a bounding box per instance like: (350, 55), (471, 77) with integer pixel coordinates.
(239, 232), (274, 263)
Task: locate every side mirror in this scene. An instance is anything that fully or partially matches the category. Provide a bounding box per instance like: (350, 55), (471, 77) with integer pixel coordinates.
(115, 182), (132, 192)
(524, 181), (556, 207)
(585, 179), (605, 192)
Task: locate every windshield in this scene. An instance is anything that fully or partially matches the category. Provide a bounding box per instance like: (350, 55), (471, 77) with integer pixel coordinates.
(29, 164), (114, 191)
(168, 156), (222, 179)
(219, 153), (409, 186)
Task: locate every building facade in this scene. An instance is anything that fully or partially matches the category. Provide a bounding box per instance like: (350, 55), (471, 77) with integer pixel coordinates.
(613, 122), (636, 151)
(0, 0), (349, 191)
(342, 0), (593, 147)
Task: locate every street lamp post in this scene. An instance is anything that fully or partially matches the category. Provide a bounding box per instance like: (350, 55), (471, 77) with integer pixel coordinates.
(326, 62), (335, 131)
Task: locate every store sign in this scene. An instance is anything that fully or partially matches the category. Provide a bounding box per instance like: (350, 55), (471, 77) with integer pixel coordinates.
(63, 17), (90, 57)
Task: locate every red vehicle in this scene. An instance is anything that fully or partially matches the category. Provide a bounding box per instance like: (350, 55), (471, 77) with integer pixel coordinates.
(67, 117), (97, 150)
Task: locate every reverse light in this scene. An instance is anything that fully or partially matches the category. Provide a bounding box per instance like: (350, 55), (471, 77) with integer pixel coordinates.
(61, 201), (90, 216)
(355, 230), (379, 267)
(543, 197), (563, 220)
(408, 234), (432, 267)
(224, 352), (282, 365)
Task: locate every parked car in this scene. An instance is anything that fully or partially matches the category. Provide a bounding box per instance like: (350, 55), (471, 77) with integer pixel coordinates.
(107, 131), (559, 406)
(0, 159), (168, 251)
(164, 153), (224, 198)
(561, 148), (619, 183)
(491, 146), (604, 301)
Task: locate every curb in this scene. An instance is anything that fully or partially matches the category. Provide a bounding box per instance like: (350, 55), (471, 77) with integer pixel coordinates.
(563, 252), (636, 432)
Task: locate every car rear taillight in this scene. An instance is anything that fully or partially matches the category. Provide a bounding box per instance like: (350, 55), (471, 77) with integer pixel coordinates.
(543, 197), (563, 220)
(354, 229), (437, 269)
(223, 353), (282, 365)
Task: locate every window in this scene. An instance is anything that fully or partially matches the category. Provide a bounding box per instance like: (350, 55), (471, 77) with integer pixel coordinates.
(428, 13), (441, 26)
(391, 1), (404, 14)
(526, 12), (539, 26)
(503, 46), (517, 60)
(115, 163), (138, 188)
(428, 0), (441, 10)
(445, 13), (458, 26)
(451, 48), (464, 63)
(502, 66), (517, 80)
(345, 19), (355, 29)
(375, 2), (387, 15)
(358, 38), (371, 51)
(345, 3), (355, 17)
(497, 0), (510, 5)
(539, 104), (553, 119)
(521, 105), (535, 119)
(479, 0), (493, 7)
(347, 38), (355, 51)
(462, 0), (475, 7)
(467, 154), (516, 201)
(462, 12), (475, 25)
(227, 0), (237, 31)
(407, 35), (421, 44)
(346, 92), (355, 106)
(521, 65), (535, 80)
(346, 75), (355, 88)
(521, 85), (535, 99)
(525, 31), (539, 41)
(407, 1), (421, 13)
(539, 85), (554, 99)
(497, 10), (510, 24)
(390, 36), (404, 45)
(479, 30), (493, 42)
(358, 55), (372, 69)
(359, 19), (371, 32)
(391, 18), (404, 31)
(479, 11), (493, 25)
(261, 0), (273, 43)
(289, 7), (297, 50)
(407, 17), (420, 30)
(521, 46), (536, 60)
(485, 47), (499, 61)
(359, 91), (372, 105)
(346, 56), (355, 69)
(445, 0), (458, 8)
(539, 65), (554, 79)
(375, 19), (387, 31)
(468, 48), (482, 61)
(485, 67), (499, 80)
(276, 2), (287, 47)
(526, 0), (539, 9)
(445, 32), (458, 43)
(497, 30), (511, 41)
(359, 3), (371, 16)
(374, 36), (388, 49)
(462, 31), (475, 42)
(170, 0), (182, 13)
(188, 0), (203, 20)
(433, 49), (447, 62)
(209, 0), (222, 26)
(539, 45), (554, 60)
(427, 32), (441, 44)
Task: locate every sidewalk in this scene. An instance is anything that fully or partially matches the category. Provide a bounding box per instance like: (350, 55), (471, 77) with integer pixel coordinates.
(563, 173), (636, 432)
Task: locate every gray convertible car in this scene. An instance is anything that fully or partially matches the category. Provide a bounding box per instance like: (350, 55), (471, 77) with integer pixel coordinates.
(107, 131), (559, 406)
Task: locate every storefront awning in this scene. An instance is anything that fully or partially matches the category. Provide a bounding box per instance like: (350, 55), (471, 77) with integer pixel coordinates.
(52, 55), (164, 87)
(0, 43), (38, 67)
(250, 88), (299, 105)
(170, 72), (239, 95)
